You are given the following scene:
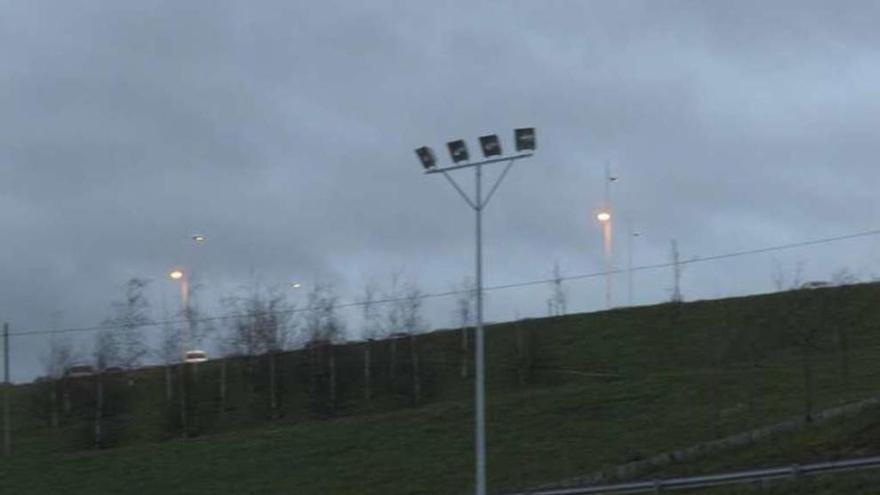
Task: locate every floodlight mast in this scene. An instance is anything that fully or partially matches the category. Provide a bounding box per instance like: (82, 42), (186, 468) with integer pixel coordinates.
(417, 130), (535, 495)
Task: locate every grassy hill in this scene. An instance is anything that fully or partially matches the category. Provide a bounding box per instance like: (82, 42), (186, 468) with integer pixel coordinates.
(4, 282), (880, 494)
(635, 394), (880, 494)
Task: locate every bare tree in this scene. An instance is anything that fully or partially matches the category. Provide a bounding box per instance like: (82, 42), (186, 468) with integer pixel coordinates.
(453, 277), (475, 378)
(93, 330), (121, 373)
(102, 278), (153, 370)
(40, 337), (75, 427)
(224, 285), (298, 419)
(384, 273), (405, 380)
(156, 313), (180, 402)
(771, 258), (808, 291)
(548, 263), (567, 316)
(92, 330), (120, 449)
(303, 282), (345, 415)
(43, 337), (75, 382)
(670, 240), (683, 303)
(831, 267), (859, 286)
(226, 288), (295, 355)
(400, 281), (425, 405)
(792, 260), (806, 289)
(361, 281), (383, 400)
(304, 282), (345, 343)
(771, 257), (786, 292)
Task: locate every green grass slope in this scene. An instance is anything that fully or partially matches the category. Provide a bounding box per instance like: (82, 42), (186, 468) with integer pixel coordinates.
(637, 398), (880, 494)
(5, 283), (880, 494)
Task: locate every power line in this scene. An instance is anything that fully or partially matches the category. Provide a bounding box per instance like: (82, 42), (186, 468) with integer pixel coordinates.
(10, 227), (880, 338)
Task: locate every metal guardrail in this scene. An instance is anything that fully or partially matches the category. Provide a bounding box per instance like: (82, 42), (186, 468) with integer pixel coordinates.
(506, 455), (880, 494)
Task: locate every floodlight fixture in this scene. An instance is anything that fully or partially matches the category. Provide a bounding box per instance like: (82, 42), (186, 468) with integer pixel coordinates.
(478, 135), (502, 158)
(447, 139), (470, 163)
(514, 128), (536, 151)
(192, 234), (206, 243)
(415, 146), (436, 169)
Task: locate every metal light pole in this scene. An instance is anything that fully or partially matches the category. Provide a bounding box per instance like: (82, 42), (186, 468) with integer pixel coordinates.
(169, 269), (190, 358)
(627, 220), (641, 306)
(169, 269), (190, 437)
(415, 129), (536, 495)
(597, 163), (617, 309)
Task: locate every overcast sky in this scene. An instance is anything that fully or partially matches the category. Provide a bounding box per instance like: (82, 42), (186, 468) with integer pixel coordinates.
(3, 0), (880, 380)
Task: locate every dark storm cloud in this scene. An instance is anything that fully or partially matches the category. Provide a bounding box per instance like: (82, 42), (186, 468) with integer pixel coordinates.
(3, 0), (880, 379)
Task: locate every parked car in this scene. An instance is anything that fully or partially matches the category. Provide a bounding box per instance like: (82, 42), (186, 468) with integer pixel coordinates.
(801, 280), (830, 289)
(184, 350), (208, 363)
(65, 365), (95, 378)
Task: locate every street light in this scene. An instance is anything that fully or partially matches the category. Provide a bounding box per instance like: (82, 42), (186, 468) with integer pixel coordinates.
(515, 127), (536, 151)
(416, 147), (436, 170)
(597, 163), (616, 309)
(290, 282), (303, 289)
(415, 128), (536, 495)
(478, 135), (502, 157)
(447, 139), (470, 163)
(169, 269), (204, 361)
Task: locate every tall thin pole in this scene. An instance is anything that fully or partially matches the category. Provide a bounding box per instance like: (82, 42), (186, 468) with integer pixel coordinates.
(671, 239), (683, 303)
(423, 146), (533, 495)
(602, 162), (613, 309)
(3, 322), (10, 457)
(626, 218), (642, 306)
(474, 162), (487, 495)
(181, 275), (190, 357)
(602, 220), (613, 309)
(626, 220), (635, 306)
(179, 276), (190, 437)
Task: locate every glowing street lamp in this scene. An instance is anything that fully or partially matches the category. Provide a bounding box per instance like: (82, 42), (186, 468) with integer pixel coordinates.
(290, 282), (303, 289)
(168, 269), (190, 358)
(596, 162), (617, 309)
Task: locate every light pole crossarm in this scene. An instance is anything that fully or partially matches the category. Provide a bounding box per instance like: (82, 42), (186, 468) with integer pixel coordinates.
(424, 153), (534, 175)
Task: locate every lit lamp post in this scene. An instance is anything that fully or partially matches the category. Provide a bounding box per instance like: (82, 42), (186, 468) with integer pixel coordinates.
(168, 269), (191, 361)
(415, 128), (536, 495)
(170, 234), (209, 364)
(596, 209), (612, 309)
(597, 164), (617, 309)
(169, 268), (207, 364)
